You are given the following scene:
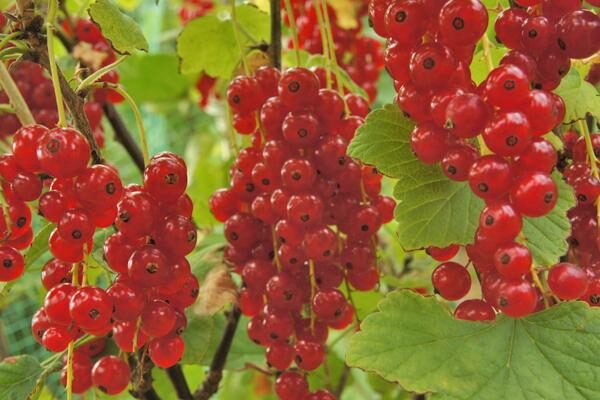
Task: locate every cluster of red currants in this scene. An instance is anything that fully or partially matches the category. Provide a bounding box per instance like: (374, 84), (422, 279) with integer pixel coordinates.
(285, 0), (384, 101)
(0, 61), (59, 137)
(369, 0), (600, 319)
(210, 65), (394, 399)
(0, 117), (197, 395)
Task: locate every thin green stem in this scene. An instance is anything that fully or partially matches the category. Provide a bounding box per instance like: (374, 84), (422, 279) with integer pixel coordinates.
(0, 47), (27, 60)
(312, 0), (332, 88)
(46, 0), (67, 127)
(66, 342), (74, 400)
(320, 0), (349, 110)
(231, 1), (250, 76)
(581, 119), (599, 179)
(0, 104), (14, 113)
(0, 32), (20, 51)
(0, 62), (35, 125)
(109, 84), (149, 165)
(283, 0), (301, 66)
(75, 56), (127, 94)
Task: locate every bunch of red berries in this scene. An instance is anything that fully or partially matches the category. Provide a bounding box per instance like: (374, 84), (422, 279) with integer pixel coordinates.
(0, 116), (196, 395)
(0, 61), (59, 137)
(284, 0), (385, 101)
(369, 0), (599, 319)
(210, 65), (394, 399)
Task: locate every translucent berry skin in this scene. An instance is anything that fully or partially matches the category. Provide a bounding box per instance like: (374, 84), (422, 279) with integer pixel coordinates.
(60, 353), (93, 393)
(556, 10), (600, 59)
(454, 299), (495, 321)
(442, 145), (478, 182)
(113, 321), (148, 352)
(548, 262), (588, 300)
(426, 244), (460, 261)
(39, 191), (68, 223)
(513, 138), (557, 174)
(154, 215), (197, 258)
(44, 282), (76, 326)
(127, 245), (170, 288)
(445, 93), (490, 138)
(384, 0), (428, 45)
(58, 209), (95, 244)
(483, 64), (530, 110)
(42, 325), (72, 352)
(431, 262), (471, 301)
(483, 111), (531, 157)
(278, 68), (320, 110)
(107, 282), (145, 321)
(275, 371), (309, 400)
(438, 0), (489, 46)
(266, 343), (295, 370)
(143, 156), (188, 202)
(69, 286), (113, 332)
(12, 124), (48, 173)
(493, 242), (531, 280)
(141, 300), (176, 337)
(495, 8), (529, 49)
(496, 280), (537, 318)
(91, 356), (131, 395)
(468, 155), (512, 200)
(294, 340), (325, 371)
(312, 289), (347, 321)
(510, 172), (557, 217)
(149, 334), (185, 368)
(479, 203), (522, 243)
(116, 191), (156, 239)
(74, 165), (123, 209)
(37, 127), (91, 178)
(226, 76), (263, 114)
(409, 43), (457, 89)
(410, 122), (450, 164)
(0, 246), (25, 282)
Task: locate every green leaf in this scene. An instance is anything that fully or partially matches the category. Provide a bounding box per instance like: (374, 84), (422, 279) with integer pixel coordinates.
(88, 0), (149, 54)
(470, 42), (507, 85)
(348, 104), (484, 249)
(24, 223), (54, 268)
(522, 174), (575, 266)
(119, 54), (193, 102)
(347, 290), (600, 400)
(0, 355), (43, 400)
(180, 315), (216, 365)
(555, 68), (600, 123)
(177, 5), (270, 78)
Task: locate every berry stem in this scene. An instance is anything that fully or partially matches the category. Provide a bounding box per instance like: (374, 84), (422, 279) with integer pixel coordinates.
(309, 259), (317, 331)
(102, 102), (145, 172)
(230, 1), (250, 76)
(0, 32), (20, 51)
(75, 56), (128, 94)
(65, 341), (74, 400)
(271, 227), (283, 273)
(312, 0), (333, 89)
(0, 62), (35, 125)
(579, 119), (600, 222)
(481, 34), (495, 73)
(283, 0), (301, 67)
(269, 0), (282, 69)
(92, 83), (149, 165)
(46, 0), (68, 128)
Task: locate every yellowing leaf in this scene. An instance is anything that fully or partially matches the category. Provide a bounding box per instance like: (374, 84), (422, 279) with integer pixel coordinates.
(194, 265), (238, 316)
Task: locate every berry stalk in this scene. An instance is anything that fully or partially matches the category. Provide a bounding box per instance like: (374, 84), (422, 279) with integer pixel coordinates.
(0, 62), (34, 125)
(45, 0), (68, 128)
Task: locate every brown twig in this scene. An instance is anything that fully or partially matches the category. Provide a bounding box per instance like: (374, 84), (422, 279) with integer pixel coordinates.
(166, 364), (193, 400)
(102, 102), (145, 172)
(269, 0), (281, 69)
(128, 353), (162, 400)
(193, 306), (242, 400)
(334, 364), (351, 398)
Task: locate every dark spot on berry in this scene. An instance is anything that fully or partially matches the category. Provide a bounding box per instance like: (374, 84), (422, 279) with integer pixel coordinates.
(368, 17), (373, 28)
(146, 263), (158, 274)
(300, 214), (309, 222)
(544, 192), (554, 204)
(485, 215), (494, 226)
(423, 57), (435, 70)
(245, 183), (255, 193)
(506, 136), (518, 146)
(533, 82), (543, 90)
(298, 128), (308, 138)
(361, 224), (369, 232)
(577, 194), (588, 202)
(290, 257), (297, 264)
(557, 38), (566, 50)
(119, 211), (130, 223)
(45, 138), (61, 154)
(345, 262), (353, 269)
(105, 182), (116, 194)
(232, 94), (241, 104)
(591, 294), (600, 305)
(2, 258), (11, 268)
(99, 386), (108, 393)
(334, 308), (343, 317)
(528, 29), (537, 38)
(452, 17), (464, 30)
(16, 217), (26, 227)
(288, 81), (300, 93)
(499, 297), (508, 307)
(295, 355), (303, 363)
(261, 178), (270, 186)
(191, 287), (199, 297)
(165, 173), (179, 185)
(338, 157), (346, 166)
(230, 232), (239, 241)
(503, 80), (516, 91)
(291, 172), (301, 180)
(187, 230), (197, 243)
(72, 230), (82, 239)
(478, 183), (488, 193)
(283, 291), (293, 301)
(500, 254), (510, 264)
(89, 309), (100, 319)
(323, 250), (331, 257)
(395, 11), (406, 22)
(447, 165), (457, 175)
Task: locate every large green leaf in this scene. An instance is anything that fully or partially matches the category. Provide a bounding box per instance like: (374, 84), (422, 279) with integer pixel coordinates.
(0, 355), (43, 400)
(180, 315), (216, 365)
(522, 174), (575, 267)
(348, 104), (484, 249)
(554, 69), (600, 123)
(347, 290), (600, 400)
(177, 5), (270, 78)
(119, 54), (193, 102)
(88, 0), (149, 54)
